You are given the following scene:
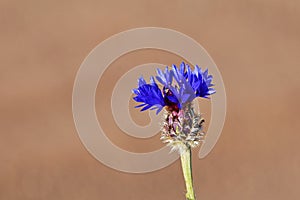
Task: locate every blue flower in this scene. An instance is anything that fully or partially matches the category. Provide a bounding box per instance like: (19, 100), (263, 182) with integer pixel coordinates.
(132, 62), (216, 114)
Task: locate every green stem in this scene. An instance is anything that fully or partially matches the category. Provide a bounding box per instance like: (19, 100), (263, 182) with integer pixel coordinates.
(180, 146), (196, 200)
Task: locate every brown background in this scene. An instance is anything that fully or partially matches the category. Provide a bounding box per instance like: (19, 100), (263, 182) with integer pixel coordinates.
(1, 0), (300, 199)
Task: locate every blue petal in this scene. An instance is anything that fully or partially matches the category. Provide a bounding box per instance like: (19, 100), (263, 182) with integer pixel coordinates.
(132, 76), (165, 114)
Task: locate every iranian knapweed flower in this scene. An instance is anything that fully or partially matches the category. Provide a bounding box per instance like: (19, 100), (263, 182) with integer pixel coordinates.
(133, 62), (215, 152)
(132, 62), (216, 200)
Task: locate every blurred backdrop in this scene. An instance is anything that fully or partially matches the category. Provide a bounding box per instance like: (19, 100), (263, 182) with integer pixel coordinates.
(1, 0), (300, 199)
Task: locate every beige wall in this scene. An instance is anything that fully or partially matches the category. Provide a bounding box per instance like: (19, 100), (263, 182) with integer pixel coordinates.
(1, 0), (300, 199)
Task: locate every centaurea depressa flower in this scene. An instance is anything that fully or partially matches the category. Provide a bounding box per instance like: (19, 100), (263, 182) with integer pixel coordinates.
(132, 62), (216, 200)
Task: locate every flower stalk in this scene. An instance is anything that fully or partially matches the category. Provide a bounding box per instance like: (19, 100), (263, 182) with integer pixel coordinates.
(180, 146), (196, 200)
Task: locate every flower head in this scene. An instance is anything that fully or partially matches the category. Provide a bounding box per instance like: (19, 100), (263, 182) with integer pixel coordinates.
(132, 62), (215, 114)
